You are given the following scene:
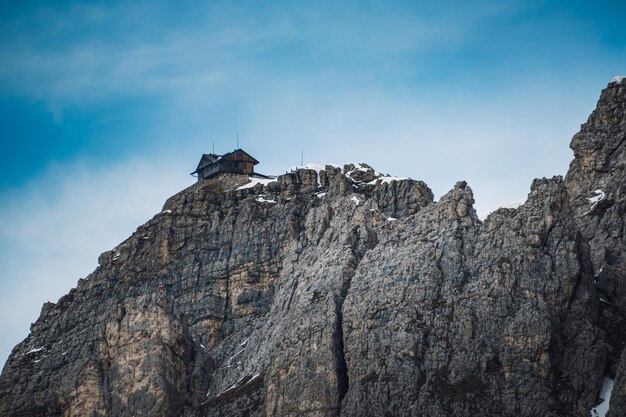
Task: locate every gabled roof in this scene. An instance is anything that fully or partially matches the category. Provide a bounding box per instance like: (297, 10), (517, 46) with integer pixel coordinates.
(190, 149), (259, 175)
(191, 153), (221, 175)
(221, 149), (259, 165)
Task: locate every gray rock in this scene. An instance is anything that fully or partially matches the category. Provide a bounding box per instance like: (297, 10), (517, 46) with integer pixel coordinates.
(0, 81), (624, 417)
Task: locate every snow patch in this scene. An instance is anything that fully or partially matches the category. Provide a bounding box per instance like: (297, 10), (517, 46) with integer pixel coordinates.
(288, 164), (326, 186)
(290, 163), (326, 172)
(223, 373), (262, 395)
(387, 217), (398, 221)
(594, 265), (605, 279)
(315, 192), (327, 198)
(345, 163), (381, 180)
(255, 195), (277, 204)
(590, 376), (614, 417)
(351, 196), (361, 205)
(610, 75), (625, 84)
(586, 189), (606, 214)
(227, 348), (245, 365)
(351, 163), (371, 173)
(236, 177), (277, 190)
(161, 209), (172, 214)
(25, 346), (45, 355)
(367, 176), (409, 185)
(588, 189), (606, 204)
(226, 379), (243, 392)
(113, 253), (121, 260)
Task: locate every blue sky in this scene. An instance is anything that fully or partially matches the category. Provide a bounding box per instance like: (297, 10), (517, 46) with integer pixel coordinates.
(1, 0), (625, 367)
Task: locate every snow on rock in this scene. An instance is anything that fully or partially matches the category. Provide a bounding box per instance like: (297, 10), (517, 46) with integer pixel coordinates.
(585, 189), (606, 215)
(288, 164), (327, 186)
(222, 373), (262, 396)
(227, 348), (246, 365)
(610, 76), (625, 84)
(367, 176), (409, 185)
(287, 162), (411, 189)
(226, 381), (241, 392)
(387, 217), (398, 221)
(255, 195), (277, 204)
(588, 189), (606, 204)
(351, 196), (361, 205)
(161, 209), (172, 214)
(315, 192), (327, 198)
(289, 163), (326, 172)
(236, 177), (277, 190)
(349, 163), (374, 174)
(594, 265), (605, 279)
(345, 163), (381, 180)
(590, 376), (614, 417)
(25, 346), (45, 355)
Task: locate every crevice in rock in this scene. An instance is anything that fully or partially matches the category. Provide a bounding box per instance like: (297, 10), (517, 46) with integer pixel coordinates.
(220, 271), (231, 340)
(334, 299), (350, 417)
(334, 225), (379, 416)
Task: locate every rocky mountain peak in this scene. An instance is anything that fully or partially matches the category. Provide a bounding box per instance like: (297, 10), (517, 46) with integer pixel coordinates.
(1, 82), (625, 417)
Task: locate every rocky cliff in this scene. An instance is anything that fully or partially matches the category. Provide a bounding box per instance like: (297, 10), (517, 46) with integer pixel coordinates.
(1, 80), (625, 417)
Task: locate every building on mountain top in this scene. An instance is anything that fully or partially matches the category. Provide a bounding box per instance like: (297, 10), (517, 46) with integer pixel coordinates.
(191, 149), (271, 181)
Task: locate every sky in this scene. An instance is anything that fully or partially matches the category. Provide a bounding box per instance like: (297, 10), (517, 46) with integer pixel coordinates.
(1, 0), (625, 368)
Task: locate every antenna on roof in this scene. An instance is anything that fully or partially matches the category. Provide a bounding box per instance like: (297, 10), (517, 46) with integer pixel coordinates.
(212, 141), (215, 154)
(237, 133), (239, 149)
(301, 148), (303, 166)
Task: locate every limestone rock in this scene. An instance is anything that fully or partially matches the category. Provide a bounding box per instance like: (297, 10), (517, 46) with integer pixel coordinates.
(1, 81), (625, 416)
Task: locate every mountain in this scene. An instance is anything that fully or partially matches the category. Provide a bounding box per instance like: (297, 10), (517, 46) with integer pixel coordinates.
(1, 80), (625, 417)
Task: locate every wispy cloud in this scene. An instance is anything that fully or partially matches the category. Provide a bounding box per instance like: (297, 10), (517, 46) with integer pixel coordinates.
(0, 1), (524, 107)
(0, 155), (192, 367)
(1, 0), (625, 368)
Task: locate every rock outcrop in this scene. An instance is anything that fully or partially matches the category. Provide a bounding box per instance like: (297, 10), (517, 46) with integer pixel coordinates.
(1, 80), (625, 417)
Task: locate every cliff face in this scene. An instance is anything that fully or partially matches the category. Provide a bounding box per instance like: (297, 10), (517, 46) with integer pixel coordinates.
(0, 80), (625, 417)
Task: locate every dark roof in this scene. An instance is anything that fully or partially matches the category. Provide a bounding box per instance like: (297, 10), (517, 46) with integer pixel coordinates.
(190, 149), (259, 175)
(221, 149), (259, 165)
(191, 153), (221, 175)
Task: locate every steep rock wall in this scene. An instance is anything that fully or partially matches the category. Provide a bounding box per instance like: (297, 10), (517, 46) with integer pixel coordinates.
(0, 81), (625, 417)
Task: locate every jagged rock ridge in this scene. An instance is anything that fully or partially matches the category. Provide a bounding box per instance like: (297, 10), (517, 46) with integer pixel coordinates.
(0, 80), (625, 417)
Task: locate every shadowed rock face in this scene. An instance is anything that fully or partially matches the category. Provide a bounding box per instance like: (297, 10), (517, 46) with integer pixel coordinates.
(0, 81), (625, 417)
